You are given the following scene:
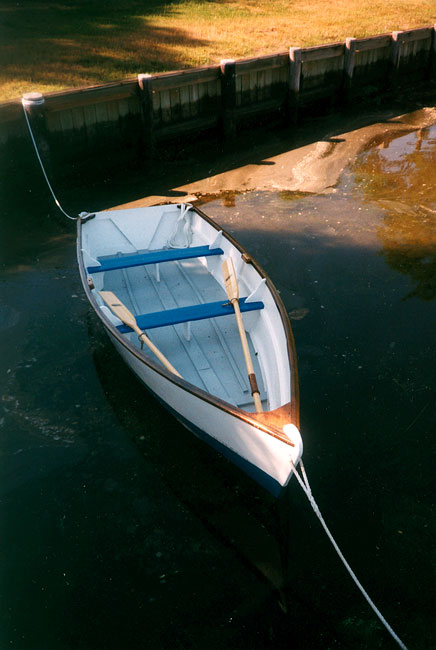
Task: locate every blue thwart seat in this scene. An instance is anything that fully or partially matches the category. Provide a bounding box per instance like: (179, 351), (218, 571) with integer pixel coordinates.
(87, 245), (224, 274)
(116, 298), (264, 333)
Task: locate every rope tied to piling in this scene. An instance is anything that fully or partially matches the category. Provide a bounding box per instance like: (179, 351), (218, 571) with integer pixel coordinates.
(22, 98), (92, 222)
(291, 458), (409, 650)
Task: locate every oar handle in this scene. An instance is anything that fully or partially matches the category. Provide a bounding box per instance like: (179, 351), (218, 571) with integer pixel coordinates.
(231, 298), (263, 413)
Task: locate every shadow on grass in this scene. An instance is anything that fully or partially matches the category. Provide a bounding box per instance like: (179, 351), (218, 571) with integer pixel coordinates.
(0, 0), (210, 99)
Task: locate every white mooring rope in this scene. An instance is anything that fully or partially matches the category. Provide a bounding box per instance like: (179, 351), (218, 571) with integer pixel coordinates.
(22, 103), (78, 221)
(292, 459), (409, 650)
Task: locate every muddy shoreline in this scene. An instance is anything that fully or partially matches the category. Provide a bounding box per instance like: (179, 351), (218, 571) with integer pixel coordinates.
(111, 106), (436, 209)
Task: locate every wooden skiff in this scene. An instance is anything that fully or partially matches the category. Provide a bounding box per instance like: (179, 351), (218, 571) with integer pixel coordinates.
(77, 203), (302, 496)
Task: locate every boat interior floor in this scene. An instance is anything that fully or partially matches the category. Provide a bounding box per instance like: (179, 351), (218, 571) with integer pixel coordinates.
(102, 255), (268, 413)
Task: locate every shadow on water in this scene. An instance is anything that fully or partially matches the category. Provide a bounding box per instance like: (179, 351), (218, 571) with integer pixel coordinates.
(191, 124), (436, 648)
(0, 204), (296, 649)
(1, 108), (436, 649)
(0, 193), (350, 647)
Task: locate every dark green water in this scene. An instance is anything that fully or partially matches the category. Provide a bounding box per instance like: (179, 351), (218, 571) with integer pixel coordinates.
(1, 121), (435, 649)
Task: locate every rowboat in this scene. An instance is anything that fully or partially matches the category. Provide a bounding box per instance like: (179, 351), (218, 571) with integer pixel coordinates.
(77, 203), (302, 496)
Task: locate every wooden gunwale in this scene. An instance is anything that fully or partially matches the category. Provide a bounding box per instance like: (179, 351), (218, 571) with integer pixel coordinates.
(0, 100), (22, 124)
(235, 53), (288, 74)
(151, 66), (221, 92)
(353, 34), (392, 52)
(393, 27), (432, 42)
(300, 43), (345, 63)
(192, 204), (300, 430)
(43, 80), (138, 112)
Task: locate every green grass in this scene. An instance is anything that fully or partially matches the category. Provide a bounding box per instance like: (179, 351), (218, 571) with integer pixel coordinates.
(1, 0), (436, 101)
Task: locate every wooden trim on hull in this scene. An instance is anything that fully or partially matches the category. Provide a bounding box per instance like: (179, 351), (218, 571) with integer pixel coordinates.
(191, 204), (300, 429)
(155, 390), (290, 498)
(250, 403), (295, 440)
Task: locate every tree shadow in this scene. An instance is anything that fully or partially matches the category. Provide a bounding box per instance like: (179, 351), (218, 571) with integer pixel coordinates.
(0, 0), (210, 98)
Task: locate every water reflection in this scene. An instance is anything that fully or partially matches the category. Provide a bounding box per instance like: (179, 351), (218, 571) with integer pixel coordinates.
(201, 121), (436, 647)
(2, 104), (436, 649)
(352, 126), (436, 300)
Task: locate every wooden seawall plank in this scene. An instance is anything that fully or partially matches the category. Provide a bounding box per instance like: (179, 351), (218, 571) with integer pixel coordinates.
(2, 26), (436, 170)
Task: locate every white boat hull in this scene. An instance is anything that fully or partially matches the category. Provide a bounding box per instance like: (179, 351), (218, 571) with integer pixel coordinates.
(111, 332), (302, 496)
(77, 203), (302, 496)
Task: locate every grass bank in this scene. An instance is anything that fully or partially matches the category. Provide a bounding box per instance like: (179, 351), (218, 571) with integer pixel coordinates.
(1, 0), (435, 101)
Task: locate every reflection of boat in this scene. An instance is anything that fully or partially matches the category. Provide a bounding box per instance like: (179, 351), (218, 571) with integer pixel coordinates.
(77, 203), (302, 496)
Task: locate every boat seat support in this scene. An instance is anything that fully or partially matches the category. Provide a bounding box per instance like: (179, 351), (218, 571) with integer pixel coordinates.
(87, 245), (224, 274)
(116, 298), (264, 333)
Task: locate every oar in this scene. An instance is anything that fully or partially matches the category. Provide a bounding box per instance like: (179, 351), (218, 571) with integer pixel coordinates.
(99, 291), (182, 378)
(222, 258), (263, 413)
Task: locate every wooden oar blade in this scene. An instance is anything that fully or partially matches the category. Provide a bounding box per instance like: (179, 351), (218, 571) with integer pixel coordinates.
(99, 290), (137, 331)
(100, 290), (183, 378)
(222, 258), (239, 302)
